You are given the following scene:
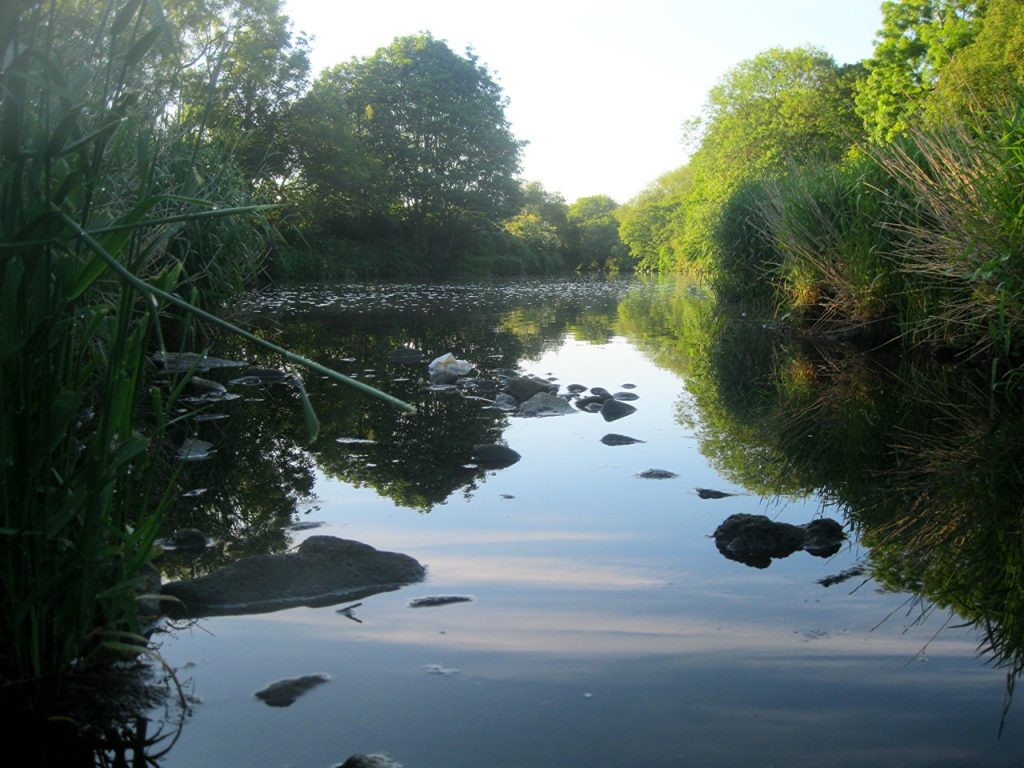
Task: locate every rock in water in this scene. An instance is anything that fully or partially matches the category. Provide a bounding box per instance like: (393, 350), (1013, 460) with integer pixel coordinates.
(519, 391), (575, 417)
(637, 469), (678, 479)
(600, 398), (637, 422)
(713, 514), (846, 569)
(254, 674), (330, 707)
(408, 595), (473, 608)
(471, 443), (521, 468)
(336, 754), (403, 768)
(695, 487), (738, 499)
(162, 536), (425, 617)
(601, 433), (645, 446)
(503, 376), (556, 402)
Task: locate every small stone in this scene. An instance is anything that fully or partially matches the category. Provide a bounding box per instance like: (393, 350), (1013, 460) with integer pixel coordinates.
(254, 674), (330, 707)
(637, 469), (678, 479)
(601, 434), (645, 446)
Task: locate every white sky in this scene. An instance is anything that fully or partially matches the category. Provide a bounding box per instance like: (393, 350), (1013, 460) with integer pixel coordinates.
(283, 0), (883, 204)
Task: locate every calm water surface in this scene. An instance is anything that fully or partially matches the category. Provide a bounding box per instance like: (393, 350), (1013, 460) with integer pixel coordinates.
(152, 277), (1024, 767)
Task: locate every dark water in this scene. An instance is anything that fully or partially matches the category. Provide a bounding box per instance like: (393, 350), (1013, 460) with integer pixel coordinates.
(147, 276), (1023, 767)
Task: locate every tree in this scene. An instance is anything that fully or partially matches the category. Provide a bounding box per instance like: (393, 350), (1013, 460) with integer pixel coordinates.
(854, 0), (987, 142)
(301, 33), (524, 271)
(618, 165), (693, 272)
(567, 195), (630, 271)
(678, 47), (863, 266)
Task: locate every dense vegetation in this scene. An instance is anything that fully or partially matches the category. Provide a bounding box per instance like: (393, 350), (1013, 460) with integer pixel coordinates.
(621, 0), (1024, 380)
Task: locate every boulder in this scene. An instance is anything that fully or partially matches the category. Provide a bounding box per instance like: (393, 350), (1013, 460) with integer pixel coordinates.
(471, 443), (521, 468)
(600, 399), (637, 422)
(713, 514), (846, 568)
(565, 384), (588, 394)
(162, 535), (425, 617)
(589, 387), (613, 400)
(503, 376), (557, 402)
(613, 391), (639, 401)
(519, 391), (576, 417)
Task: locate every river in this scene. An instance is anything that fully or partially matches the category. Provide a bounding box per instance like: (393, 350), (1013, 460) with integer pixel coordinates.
(144, 276), (1023, 767)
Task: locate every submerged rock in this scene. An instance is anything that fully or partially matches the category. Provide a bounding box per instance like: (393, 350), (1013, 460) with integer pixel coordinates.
(637, 469), (678, 479)
(519, 391), (575, 417)
(471, 443), (521, 468)
(713, 513), (846, 569)
(386, 347), (425, 364)
(162, 536), (425, 617)
(589, 386), (613, 400)
(158, 528), (210, 552)
(152, 351), (246, 373)
(613, 391), (639, 401)
(254, 673), (330, 707)
(185, 376), (226, 397)
(335, 756), (403, 768)
(408, 595), (473, 608)
(601, 433), (645, 446)
(600, 398), (637, 422)
(565, 383), (588, 394)
(695, 487), (739, 499)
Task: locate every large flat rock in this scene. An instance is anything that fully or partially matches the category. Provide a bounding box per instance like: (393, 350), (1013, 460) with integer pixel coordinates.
(162, 536), (425, 617)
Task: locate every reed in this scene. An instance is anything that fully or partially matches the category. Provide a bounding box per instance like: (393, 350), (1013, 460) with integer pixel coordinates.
(0, 0), (411, 690)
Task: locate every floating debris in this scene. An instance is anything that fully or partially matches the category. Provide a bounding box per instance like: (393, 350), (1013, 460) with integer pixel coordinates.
(409, 595), (473, 608)
(254, 673), (330, 707)
(181, 487), (208, 498)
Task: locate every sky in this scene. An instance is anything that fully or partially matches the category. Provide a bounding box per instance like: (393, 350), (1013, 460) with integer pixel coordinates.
(282, 0), (884, 204)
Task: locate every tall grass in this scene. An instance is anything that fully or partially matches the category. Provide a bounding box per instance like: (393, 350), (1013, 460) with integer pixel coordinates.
(871, 99), (1024, 368)
(1, 0), (412, 693)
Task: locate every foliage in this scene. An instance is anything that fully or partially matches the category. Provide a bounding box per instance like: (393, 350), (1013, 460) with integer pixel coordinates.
(566, 194), (631, 271)
(617, 166), (693, 272)
(855, 0), (986, 142)
(0, 0), (409, 695)
(288, 33), (524, 275)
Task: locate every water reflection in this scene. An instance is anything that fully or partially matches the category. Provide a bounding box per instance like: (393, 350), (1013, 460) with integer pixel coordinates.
(147, 277), (1024, 765)
(626, 289), (1024, 724)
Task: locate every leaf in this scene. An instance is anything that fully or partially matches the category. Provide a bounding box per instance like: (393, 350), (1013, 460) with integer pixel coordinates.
(124, 27), (163, 67)
(295, 375), (321, 444)
(111, 0), (144, 36)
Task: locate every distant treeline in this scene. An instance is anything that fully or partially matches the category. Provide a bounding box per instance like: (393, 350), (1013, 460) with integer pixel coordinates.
(619, 0), (1024, 375)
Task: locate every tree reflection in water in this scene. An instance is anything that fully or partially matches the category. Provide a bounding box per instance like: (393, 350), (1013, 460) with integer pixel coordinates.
(619, 282), (1024, 732)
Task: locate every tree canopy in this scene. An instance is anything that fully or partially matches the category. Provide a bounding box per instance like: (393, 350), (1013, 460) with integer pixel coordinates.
(290, 33), (524, 272)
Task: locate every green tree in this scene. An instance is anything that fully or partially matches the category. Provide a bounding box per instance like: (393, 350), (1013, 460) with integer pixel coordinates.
(679, 47), (862, 267)
(930, 0), (1024, 114)
(854, 0), (986, 142)
(566, 195), (630, 271)
(618, 165), (693, 272)
(301, 33), (524, 272)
